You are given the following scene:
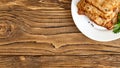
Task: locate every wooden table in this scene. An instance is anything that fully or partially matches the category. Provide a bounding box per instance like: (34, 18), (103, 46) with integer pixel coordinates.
(0, 0), (120, 68)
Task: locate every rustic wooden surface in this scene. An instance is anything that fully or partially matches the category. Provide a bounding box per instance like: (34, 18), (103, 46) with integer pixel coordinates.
(0, 0), (120, 68)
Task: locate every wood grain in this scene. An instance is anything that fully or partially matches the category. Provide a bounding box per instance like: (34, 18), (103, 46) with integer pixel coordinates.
(0, 0), (119, 56)
(0, 0), (120, 68)
(0, 55), (120, 68)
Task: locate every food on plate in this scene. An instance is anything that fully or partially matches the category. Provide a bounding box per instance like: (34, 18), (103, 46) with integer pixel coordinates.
(77, 0), (120, 30)
(113, 14), (120, 33)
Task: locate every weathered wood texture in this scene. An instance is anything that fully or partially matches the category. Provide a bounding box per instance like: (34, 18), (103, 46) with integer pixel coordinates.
(0, 0), (120, 68)
(0, 0), (120, 55)
(0, 55), (120, 68)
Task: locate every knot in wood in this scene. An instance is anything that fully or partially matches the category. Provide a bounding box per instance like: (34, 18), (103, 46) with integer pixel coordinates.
(0, 21), (16, 39)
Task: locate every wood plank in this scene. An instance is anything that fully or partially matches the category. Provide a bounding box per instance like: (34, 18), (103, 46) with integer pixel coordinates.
(0, 35), (120, 55)
(0, 55), (119, 68)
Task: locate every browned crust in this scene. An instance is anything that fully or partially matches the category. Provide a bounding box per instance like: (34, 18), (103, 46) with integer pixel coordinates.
(78, 9), (117, 30)
(77, 0), (119, 30)
(85, 0), (119, 13)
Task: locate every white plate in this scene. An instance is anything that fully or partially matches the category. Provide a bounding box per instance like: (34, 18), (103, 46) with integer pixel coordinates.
(71, 0), (120, 42)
